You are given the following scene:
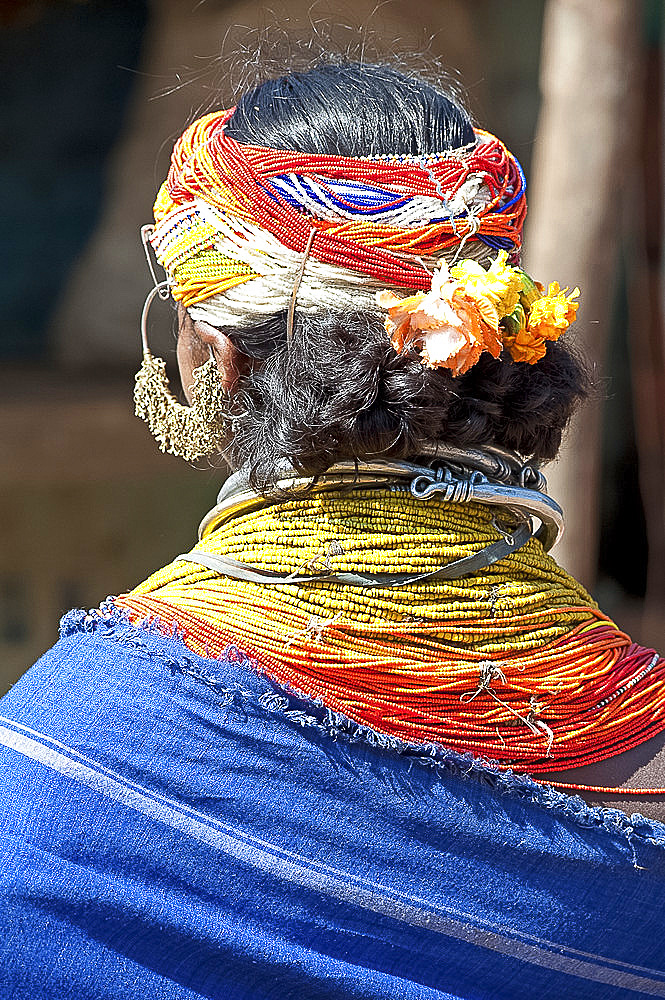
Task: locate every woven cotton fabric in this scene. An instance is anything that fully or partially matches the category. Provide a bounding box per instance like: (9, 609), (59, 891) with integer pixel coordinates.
(1, 607), (665, 1000)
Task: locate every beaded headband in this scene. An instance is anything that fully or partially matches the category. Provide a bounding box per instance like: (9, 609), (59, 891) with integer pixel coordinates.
(149, 107), (578, 375)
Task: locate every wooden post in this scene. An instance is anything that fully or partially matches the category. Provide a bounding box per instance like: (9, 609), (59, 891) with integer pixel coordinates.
(625, 16), (665, 645)
(524, 0), (640, 588)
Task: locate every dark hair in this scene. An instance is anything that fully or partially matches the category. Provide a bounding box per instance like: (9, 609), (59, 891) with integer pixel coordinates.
(214, 62), (588, 487)
(225, 62), (475, 155)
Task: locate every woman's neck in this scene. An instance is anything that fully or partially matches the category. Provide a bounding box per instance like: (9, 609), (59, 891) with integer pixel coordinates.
(127, 488), (595, 650)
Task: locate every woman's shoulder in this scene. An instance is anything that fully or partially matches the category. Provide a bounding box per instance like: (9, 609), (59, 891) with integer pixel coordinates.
(0, 603), (264, 758)
(2, 606), (665, 999)
(2, 602), (664, 855)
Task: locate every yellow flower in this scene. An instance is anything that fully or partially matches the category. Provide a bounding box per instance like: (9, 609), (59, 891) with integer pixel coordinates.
(501, 283), (580, 364)
(450, 250), (523, 320)
(527, 282), (580, 341)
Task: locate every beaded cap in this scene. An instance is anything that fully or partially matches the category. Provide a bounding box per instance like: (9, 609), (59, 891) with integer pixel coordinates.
(148, 107), (580, 376)
(149, 108), (527, 321)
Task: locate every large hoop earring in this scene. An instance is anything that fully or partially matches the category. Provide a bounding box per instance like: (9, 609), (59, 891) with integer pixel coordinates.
(134, 283), (230, 462)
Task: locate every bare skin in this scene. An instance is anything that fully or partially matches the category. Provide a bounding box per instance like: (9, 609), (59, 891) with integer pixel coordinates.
(538, 733), (665, 822)
(176, 306), (665, 824)
(176, 304), (249, 402)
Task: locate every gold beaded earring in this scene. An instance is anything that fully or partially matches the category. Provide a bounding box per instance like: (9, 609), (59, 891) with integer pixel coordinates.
(134, 283), (230, 461)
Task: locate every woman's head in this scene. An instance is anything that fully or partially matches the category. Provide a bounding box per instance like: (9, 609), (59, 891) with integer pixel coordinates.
(147, 61), (587, 488)
(223, 62), (475, 156)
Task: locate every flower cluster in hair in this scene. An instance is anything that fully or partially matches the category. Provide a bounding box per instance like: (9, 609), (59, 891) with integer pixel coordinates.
(377, 252), (580, 376)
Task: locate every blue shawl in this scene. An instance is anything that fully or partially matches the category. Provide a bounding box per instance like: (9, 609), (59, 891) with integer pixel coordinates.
(1, 606), (665, 999)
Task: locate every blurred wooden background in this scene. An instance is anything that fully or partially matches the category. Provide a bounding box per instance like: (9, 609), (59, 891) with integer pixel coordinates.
(1, 0), (663, 691)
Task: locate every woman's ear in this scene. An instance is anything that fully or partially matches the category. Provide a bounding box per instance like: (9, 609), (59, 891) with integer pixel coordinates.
(176, 305), (250, 396)
(194, 320), (253, 390)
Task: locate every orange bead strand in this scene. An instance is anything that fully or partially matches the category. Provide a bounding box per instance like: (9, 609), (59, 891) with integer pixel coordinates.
(116, 493), (665, 793)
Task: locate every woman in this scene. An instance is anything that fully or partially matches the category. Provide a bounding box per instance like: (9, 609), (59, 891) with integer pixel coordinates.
(1, 62), (664, 1000)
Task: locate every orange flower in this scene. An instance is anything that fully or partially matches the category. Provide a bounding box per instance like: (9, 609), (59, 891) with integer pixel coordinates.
(377, 264), (502, 376)
(527, 282), (579, 341)
(502, 328), (547, 364)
